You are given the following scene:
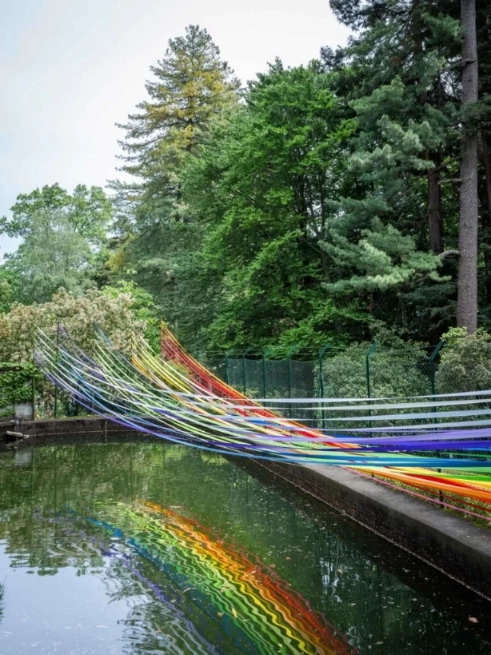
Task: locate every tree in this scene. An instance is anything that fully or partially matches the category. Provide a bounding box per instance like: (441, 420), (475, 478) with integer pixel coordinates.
(115, 24), (239, 216)
(479, 1), (491, 310)
(327, 1), (462, 254)
(0, 269), (13, 313)
(457, 0), (479, 332)
(323, 1), (467, 340)
(109, 26), (240, 330)
(0, 286), (147, 364)
(182, 62), (360, 350)
(328, 0), (490, 337)
(0, 184), (112, 303)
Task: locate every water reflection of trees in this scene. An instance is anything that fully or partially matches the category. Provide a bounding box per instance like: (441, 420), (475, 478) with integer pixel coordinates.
(0, 441), (489, 654)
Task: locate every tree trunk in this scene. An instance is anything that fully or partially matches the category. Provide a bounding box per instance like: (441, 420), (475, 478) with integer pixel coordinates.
(483, 132), (491, 211)
(427, 162), (444, 254)
(481, 131), (491, 303)
(457, 0), (479, 333)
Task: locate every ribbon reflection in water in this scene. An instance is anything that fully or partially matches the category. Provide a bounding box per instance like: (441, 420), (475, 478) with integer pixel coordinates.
(84, 500), (356, 655)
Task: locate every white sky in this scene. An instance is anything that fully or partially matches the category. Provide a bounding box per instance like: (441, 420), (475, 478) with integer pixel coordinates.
(0, 0), (350, 258)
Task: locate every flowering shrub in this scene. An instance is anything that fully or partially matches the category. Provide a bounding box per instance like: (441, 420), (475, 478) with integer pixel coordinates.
(0, 287), (149, 417)
(0, 287), (147, 364)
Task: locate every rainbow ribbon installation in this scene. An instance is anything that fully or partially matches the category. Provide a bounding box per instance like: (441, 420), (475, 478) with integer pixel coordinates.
(34, 324), (491, 519)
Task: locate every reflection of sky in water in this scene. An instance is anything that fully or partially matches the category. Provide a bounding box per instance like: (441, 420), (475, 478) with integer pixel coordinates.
(0, 551), (127, 654)
(0, 439), (489, 655)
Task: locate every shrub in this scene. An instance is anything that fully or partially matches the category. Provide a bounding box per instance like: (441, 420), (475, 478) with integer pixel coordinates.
(321, 337), (430, 399)
(0, 362), (39, 408)
(436, 328), (491, 393)
(0, 287), (149, 417)
(0, 287), (147, 364)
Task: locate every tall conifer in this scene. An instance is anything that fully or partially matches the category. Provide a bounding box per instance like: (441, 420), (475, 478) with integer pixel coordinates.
(116, 25), (239, 218)
(110, 26), (240, 330)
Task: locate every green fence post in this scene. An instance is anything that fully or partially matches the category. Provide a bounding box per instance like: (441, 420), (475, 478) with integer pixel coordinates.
(31, 374), (36, 420)
(428, 340), (445, 426)
(242, 348), (252, 395)
(225, 350), (234, 386)
(365, 342), (377, 399)
(262, 348), (271, 399)
(287, 346), (299, 419)
(54, 323), (60, 418)
(32, 338), (36, 420)
(428, 341), (445, 396)
(318, 343), (330, 429)
(366, 342), (377, 429)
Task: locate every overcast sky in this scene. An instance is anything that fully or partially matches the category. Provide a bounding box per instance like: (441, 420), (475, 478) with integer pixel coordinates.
(1, 0), (350, 258)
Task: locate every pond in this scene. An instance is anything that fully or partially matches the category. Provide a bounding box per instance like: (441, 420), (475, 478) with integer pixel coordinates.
(0, 435), (489, 654)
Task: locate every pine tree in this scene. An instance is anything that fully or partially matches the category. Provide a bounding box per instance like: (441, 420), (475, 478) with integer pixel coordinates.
(115, 25), (239, 219)
(326, 0), (461, 255)
(328, 0), (490, 335)
(322, 1), (465, 340)
(109, 26), (240, 330)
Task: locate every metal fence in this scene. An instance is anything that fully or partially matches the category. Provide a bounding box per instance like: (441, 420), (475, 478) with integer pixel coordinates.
(202, 343), (444, 398)
(1, 340), (487, 431)
(199, 341), (465, 432)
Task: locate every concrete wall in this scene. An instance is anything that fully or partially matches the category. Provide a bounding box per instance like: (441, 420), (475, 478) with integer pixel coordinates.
(0, 416), (129, 439)
(250, 459), (491, 601)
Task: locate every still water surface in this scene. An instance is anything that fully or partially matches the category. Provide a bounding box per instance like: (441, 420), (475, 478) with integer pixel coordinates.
(0, 436), (489, 654)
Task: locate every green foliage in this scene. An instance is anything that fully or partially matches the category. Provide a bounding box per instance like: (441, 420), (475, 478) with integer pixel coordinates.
(182, 61), (360, 350)
(0, 269), (13, 313)
(3, 15), (487, 358)
(0, 287), (150, 416)
(320, 0), (464, 336)
(322, 218), (446, 293)
(321, 337), (431, 400)
(0, 362), (39, 407)
(95, 14), (489, 352)
(1, 183), (110, 244)
(258, 298), (374, 356)
(437, 328), (491, 393)
(114, 24), (239, 217)
(108, 25), (241, 344)
(0, 287), (146, 365)
(0, 184), (112, 304)
(102, 281), (160, 350)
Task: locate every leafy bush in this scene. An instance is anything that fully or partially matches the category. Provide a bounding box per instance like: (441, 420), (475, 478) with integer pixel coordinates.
(0, 287), (149, 417)
(101, 280), (160, 350)
(0, 362), (39, 405)
(321, 336), (431, 399)
(436, 328), (491, 393)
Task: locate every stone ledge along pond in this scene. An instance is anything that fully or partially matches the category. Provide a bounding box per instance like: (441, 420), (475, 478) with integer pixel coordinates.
(0, 434), (489, 655)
